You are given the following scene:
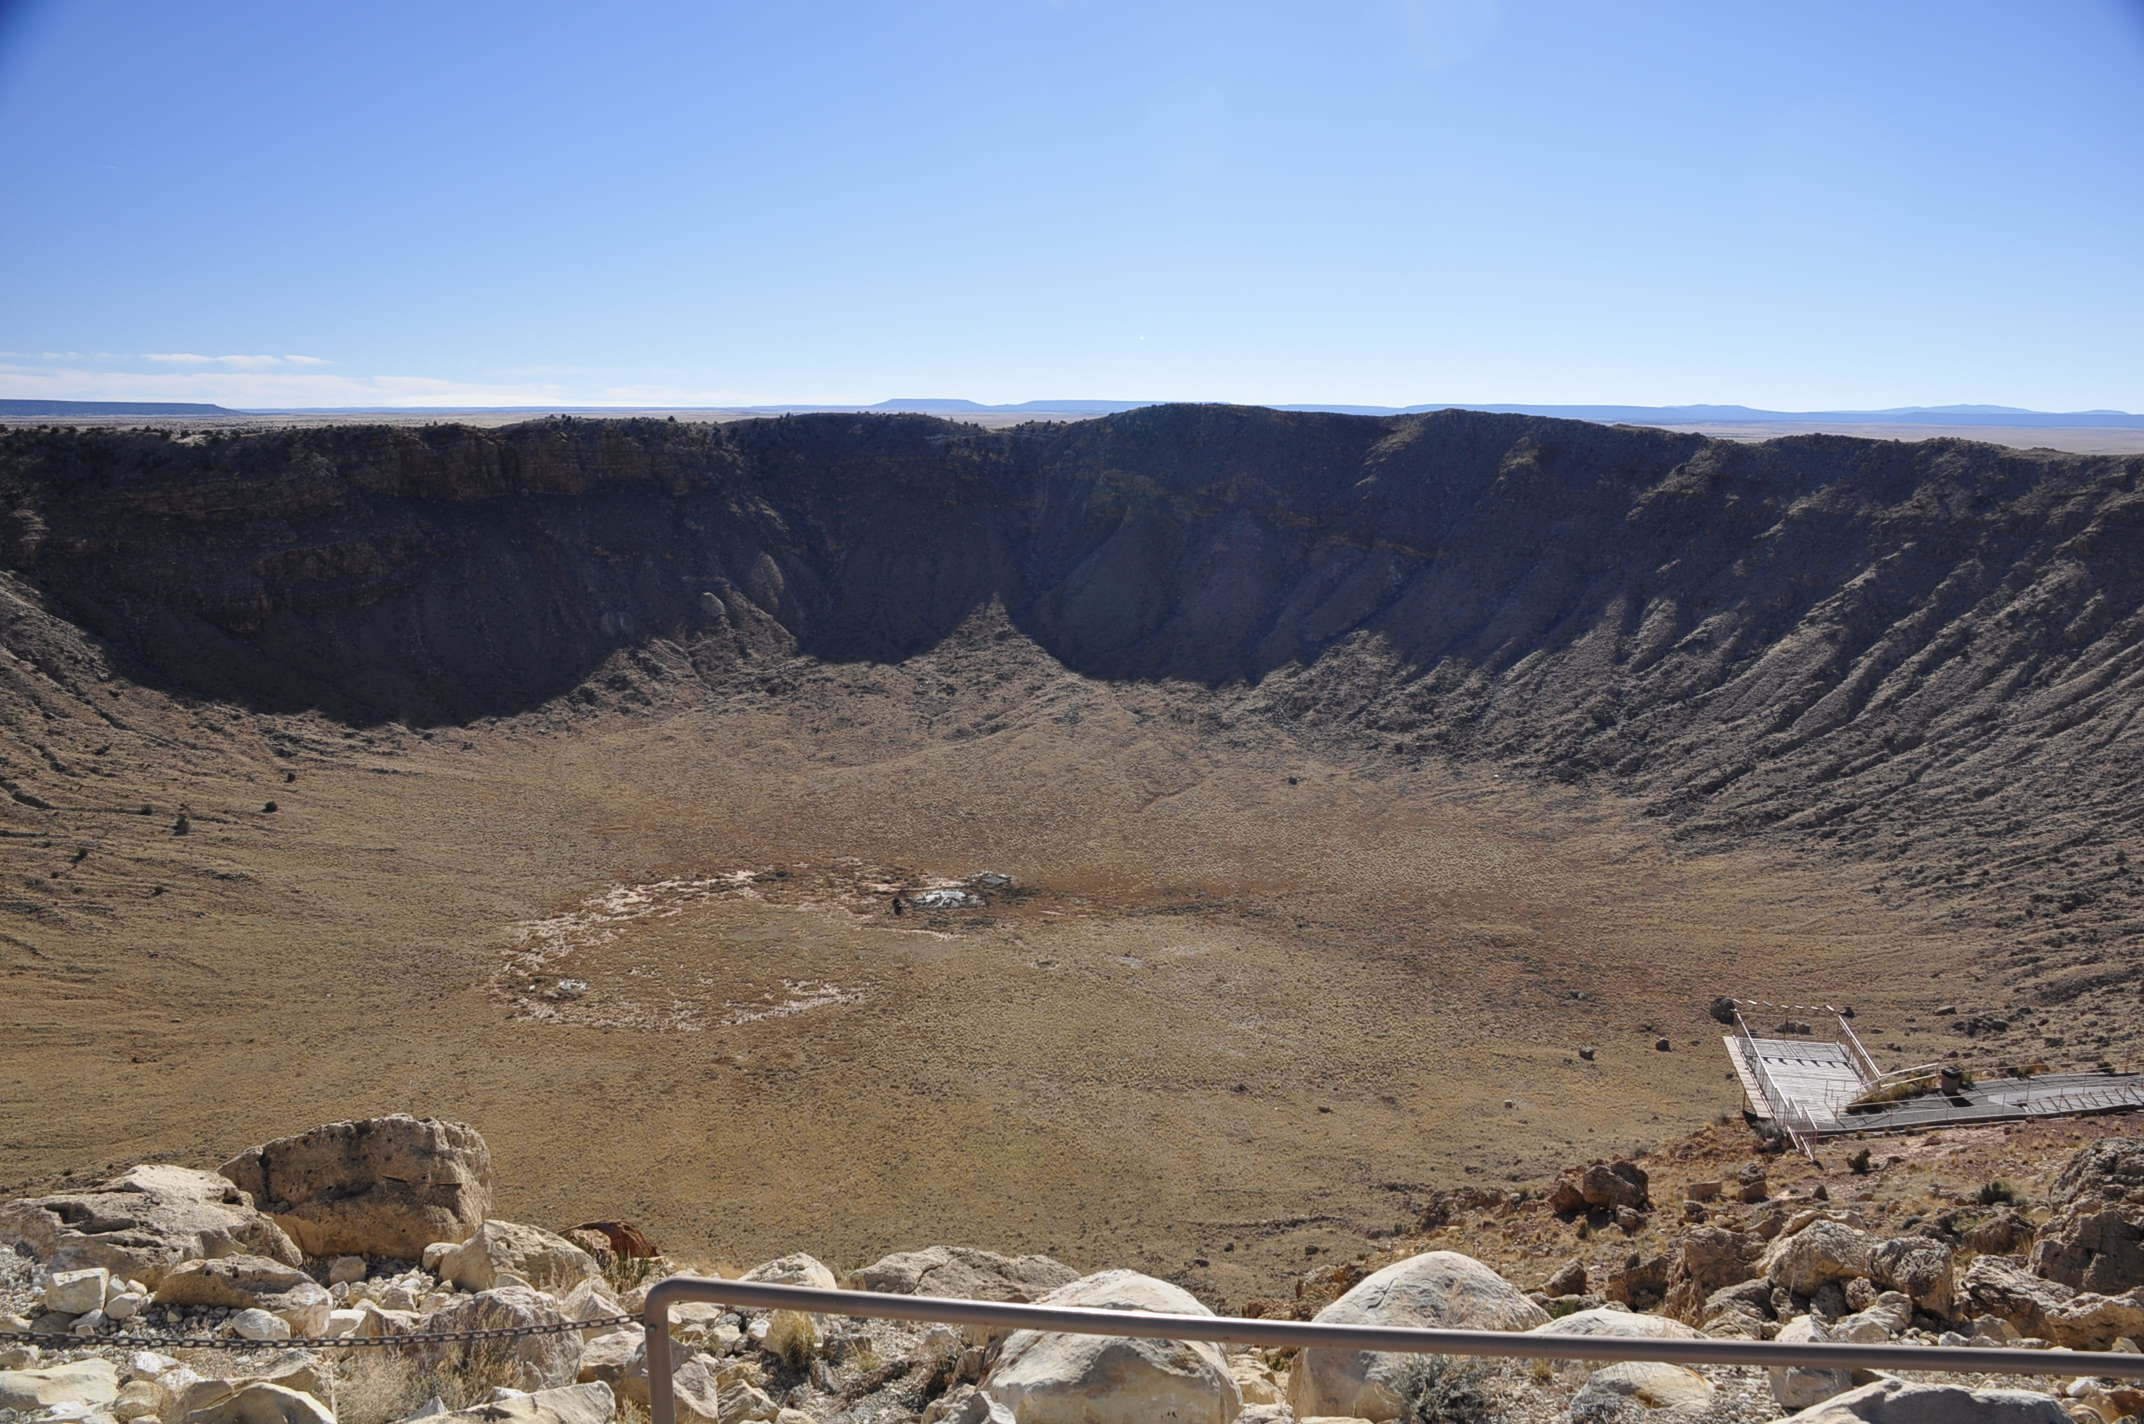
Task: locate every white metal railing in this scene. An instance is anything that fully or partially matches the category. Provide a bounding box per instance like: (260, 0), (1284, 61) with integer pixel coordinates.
(1834, 1014), (1883, 1082)
(1732, 1010), (1813, 1156)
(639, 1277), (2144, 1424)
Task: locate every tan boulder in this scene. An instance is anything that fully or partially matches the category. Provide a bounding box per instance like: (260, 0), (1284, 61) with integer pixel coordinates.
(738, 1252), (835, 1367)
(174, 1353), (328, 1422)
(1959, 1256), (2075, 1339)
(392, 1381), (615, 1424)
(2049, 1138), (2144, 1205)
(574, 1328), (640, 1387)
(983, 1269), (1240, 1424)
(1762, 1219), (1875, 1296)
(1571, 1360), (1713, 1417)
(0, 1357), (120, 1412)
(1867, 1236), (1953, 1318)
(557, 1277), (629, 1335)
(0, 1165), (299, 1287)
(739, 1252), (836, 1289)
(1227, 1356), (1282, 1406)
(1660, 1226), (1761, 1322)
(2041, 1288), (2144, 1350)
(219, 1116), (491, 1261)
(1289, 1251), (1547, 1422)
(2030, 1204), (2144, 1295)
(1770, 1314), (1852, 1412)
(1530, 1305), (1702, 1340)
(152, 1255), (332, 1336)
(423, 1286), (583, 1391)
(1778, 1377), (2069, 1421)
(114, 1377), (165, 1421)
(439, 1221), (601, 1294)
(180, 1382), (334, 1424)
(849, 1245), (1079, 1303)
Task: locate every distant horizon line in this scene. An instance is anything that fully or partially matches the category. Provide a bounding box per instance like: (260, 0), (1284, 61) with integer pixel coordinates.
(4, 396), (2143, 428)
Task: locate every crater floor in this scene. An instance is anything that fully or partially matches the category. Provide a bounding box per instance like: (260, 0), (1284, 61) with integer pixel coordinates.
(0, 628), (2018, 1303)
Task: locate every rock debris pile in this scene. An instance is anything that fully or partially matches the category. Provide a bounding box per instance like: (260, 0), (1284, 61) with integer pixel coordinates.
(6, 1118), (2144, 1424)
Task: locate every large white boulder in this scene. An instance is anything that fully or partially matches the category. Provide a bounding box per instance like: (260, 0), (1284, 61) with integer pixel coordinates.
(180, 1382), (335, 1424)
(423, 1286), (583, 1391)
(44, 1267), (112, 1316)
(983, 1269), (1240, 1424)
(0, 1165), (299, 1287)
(1288, 1251), (1548, 1422)
(850, 1246), (1079, 1303)
(153, 1255), (332, 1336)
(439, 1221), (601, 1294)
(392, 1382), (616, 1424)
(173, 1351), (330, 1421)
(1779, 1377), (2070, 1422)
(1763, 1219), (1876, 1296)
(1570, 1360), (1714, 1419)
(1867, 1236), (1953, 1318)
(739, 1253), (837, 1289)
(1770, 1315), (1852, 1412)
(219, 1115), (492, 1260)
(1529, 1306), (1702, 1340)
(0, 1358), (120, 1412)
(739, 1252), (836, 1366)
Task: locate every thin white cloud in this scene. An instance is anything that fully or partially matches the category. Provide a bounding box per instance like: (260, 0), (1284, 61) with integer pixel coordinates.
(0, 360), (790, 409)
(0, 363), (573, 409)
(143, 353), (323, 370)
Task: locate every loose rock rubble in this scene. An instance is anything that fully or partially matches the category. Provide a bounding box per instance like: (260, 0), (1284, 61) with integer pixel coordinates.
(7, 1119), (2144, 1424)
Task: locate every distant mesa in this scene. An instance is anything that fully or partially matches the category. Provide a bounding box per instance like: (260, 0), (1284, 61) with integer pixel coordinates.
(750, 398), (2144, 429)
(0, 399), (235, 417)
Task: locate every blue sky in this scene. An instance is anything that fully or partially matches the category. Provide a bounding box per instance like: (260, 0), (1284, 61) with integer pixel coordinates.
(2, 0), (2141, 410)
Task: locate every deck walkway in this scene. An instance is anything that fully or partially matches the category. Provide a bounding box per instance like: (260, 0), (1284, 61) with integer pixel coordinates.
(1726, 1033), (2144, 1139)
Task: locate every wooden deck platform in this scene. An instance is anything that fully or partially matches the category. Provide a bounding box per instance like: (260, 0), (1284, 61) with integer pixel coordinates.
(1726, 1033), (2144, 1139)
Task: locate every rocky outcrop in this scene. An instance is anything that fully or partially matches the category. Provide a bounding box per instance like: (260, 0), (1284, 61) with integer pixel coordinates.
(219, 1115), (492, 1260)
(1770, 1315), (1852, 1411)
(1659, 1226), (1760, 1322)
(1960, 1255), (2073, 1339)
(1763, 1219), (1875, 1297)
(982, 1269), (1240, 1424)
(850, 1246), (1079, 1303)
(1288, 1250), (1547, 1422)
(2047, 1138), (2144, 1204)
(438, 1221), (601, 1294)
(152, 1255), (332, 1335)
(1867, 1235), (1954, 1317)
(181, 1380), (336, 1424)
(408, 1382), (617, 1424)
(1548, 1161), (1651, 1217)
(0, 1164), (299, 1286)
(1569, 1360), (1714, 1420)
(423, 1286), (583, 1391)
(1778, 1377), (2069, 1422)
(2028, 1138), (2144, 1295)
(0, 1357), (119, 1412)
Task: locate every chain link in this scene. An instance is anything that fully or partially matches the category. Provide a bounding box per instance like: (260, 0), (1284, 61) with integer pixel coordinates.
(0, 1312), (638, 1353)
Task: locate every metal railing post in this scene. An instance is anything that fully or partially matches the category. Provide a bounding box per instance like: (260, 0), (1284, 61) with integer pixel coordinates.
(645, 1277), (679, 1424)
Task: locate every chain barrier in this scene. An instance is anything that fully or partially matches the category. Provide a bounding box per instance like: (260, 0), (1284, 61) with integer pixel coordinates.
(0, 1312), (636, 1354)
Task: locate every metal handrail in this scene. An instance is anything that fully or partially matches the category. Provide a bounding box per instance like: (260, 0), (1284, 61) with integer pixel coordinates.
(1835, 1013), (1882, 1082)
(639, 1276), (2144, 1424)
(1732, 1010), (1810, 1155)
